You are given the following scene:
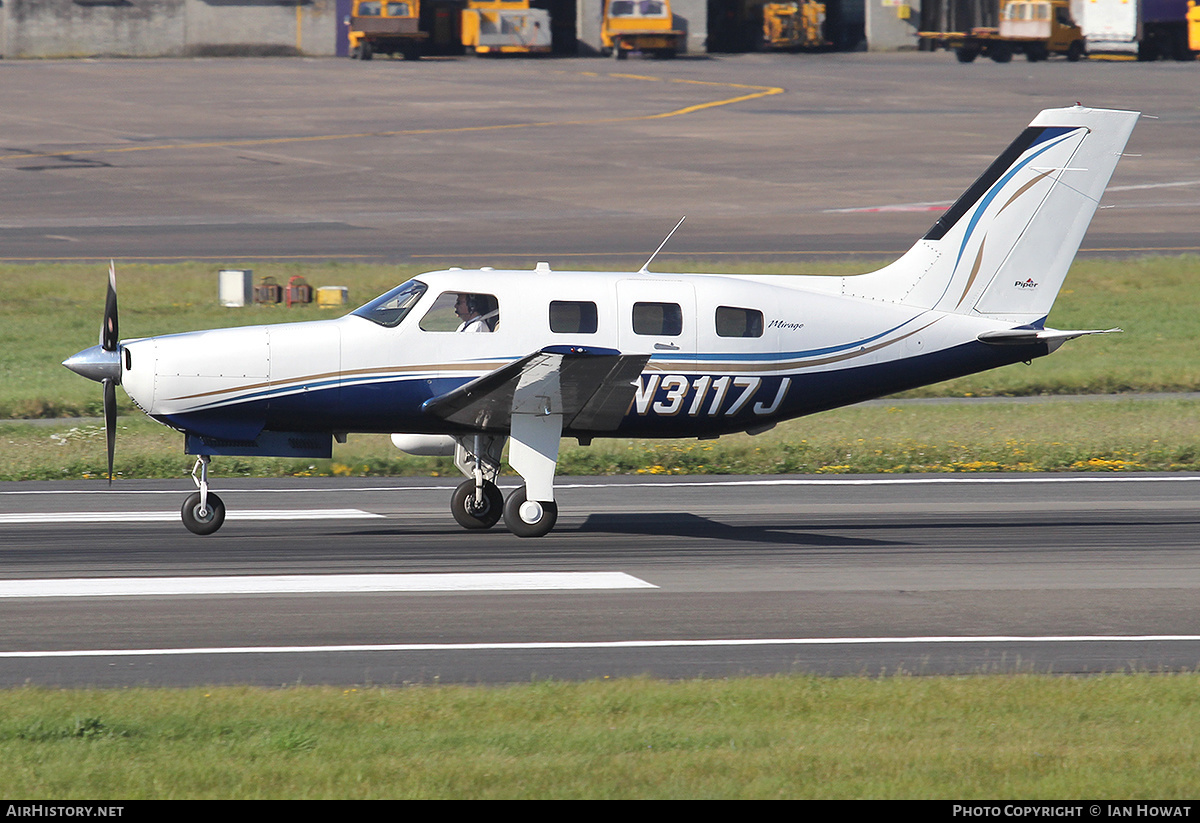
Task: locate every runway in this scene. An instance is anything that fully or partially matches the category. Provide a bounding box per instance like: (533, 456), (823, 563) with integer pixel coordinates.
(4, 54), (1199, 687)
(2, 475), (1199, 686)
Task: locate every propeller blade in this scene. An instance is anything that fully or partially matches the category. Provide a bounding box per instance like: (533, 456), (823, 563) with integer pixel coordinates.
(101, 260), (119, 352)
(103, 377), (116, 485)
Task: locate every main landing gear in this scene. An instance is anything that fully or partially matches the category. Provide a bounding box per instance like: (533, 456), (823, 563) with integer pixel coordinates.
(449, 427), (561, 538)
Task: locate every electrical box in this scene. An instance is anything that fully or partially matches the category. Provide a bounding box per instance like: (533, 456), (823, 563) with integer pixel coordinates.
(219, 269), (253, 307)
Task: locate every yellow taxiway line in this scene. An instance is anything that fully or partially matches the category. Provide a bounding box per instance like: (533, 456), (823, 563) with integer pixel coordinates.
(0, 72), (784, 164)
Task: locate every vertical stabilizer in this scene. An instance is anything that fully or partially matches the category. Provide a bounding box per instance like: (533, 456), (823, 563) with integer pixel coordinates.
(838, 106), (1139, 325)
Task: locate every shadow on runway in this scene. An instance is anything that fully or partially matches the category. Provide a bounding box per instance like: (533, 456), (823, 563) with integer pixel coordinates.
(573, 512), (901, 547)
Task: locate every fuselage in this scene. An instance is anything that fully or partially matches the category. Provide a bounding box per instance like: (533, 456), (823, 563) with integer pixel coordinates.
(118, 266), (1045, 446)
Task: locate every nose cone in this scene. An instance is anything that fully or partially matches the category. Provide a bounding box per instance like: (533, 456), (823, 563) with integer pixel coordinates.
(63, 345), (121, 384)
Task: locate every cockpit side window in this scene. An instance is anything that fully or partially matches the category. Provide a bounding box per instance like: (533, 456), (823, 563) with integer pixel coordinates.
(351, 280), (427, 328)
(419, 291), (500, 333)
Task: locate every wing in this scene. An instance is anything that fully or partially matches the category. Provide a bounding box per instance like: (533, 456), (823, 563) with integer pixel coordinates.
(421, 346), (649, 432)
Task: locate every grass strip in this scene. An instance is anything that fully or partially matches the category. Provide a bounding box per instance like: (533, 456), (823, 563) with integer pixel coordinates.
(2, 674), (1199, 799)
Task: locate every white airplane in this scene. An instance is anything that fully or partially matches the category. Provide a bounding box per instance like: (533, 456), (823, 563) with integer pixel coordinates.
(63, 105), (1139, 538)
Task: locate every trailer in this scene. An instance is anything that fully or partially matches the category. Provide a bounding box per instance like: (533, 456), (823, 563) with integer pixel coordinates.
(461, 0), (552, 54)
(921, 0), (1086, 62)
(1077, 0), (1196, 60)
(347, 0), (427, 60)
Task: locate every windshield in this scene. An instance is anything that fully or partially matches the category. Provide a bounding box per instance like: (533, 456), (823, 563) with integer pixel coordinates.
(351, 279), (428, 328)
(609, 0), (667, 17)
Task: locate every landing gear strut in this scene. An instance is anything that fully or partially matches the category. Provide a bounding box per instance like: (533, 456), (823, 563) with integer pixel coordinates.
(182, 455), (225, 535)
(449, 435), (505, 530)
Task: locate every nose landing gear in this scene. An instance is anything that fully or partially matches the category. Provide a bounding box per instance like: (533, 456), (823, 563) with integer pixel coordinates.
(182, 455), (225, 535)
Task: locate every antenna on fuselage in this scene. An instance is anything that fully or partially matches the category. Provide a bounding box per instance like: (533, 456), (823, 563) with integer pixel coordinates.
(637, 216), (686, 274)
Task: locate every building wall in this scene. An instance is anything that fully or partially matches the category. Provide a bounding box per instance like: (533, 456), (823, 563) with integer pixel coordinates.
(2, 0), (904, 56)
(866, 0), (921, 50)
(1, 0), (338, 58)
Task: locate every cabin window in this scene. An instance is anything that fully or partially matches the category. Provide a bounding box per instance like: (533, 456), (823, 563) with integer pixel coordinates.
(632, 302), (682, 336)
(352, 279), (427, 328)
(357, 1), (382, 15)
(549, 301), (598, 334)
(386, 2), (411, 15)
(715, 306), (764, 338)
(419, 291), (500, 333)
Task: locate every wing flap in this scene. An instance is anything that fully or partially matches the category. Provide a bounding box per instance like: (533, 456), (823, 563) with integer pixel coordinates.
(422, 346), (649, 432)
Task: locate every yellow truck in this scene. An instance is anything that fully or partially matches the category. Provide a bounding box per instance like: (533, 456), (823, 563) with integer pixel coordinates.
(1189, 1), (1200, 51)
(347, 0), (427, 61)
(762, 1), (829, 50)
(461, 0), (552, 54)
(601, 0), (686, 59)
(921, 0), (1086, 62)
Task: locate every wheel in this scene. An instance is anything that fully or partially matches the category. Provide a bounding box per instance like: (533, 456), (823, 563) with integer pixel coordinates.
(1025, 44), (1046, 62)
(181, 492), (225, 536)
(503, 486), (558, 538)
(990, 44), (1012, 63)
(450, 479), (503, 530)
(613, 38), (627, 60)
(955, 46), (978, 63)
(360, 41), (374, 61)
(1066, 40), (1085, 62)
(402, 45), (421, 61)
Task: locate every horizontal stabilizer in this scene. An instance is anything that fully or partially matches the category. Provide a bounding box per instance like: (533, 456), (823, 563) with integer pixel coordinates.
(422, 347), (649, 432)
(977, 327), (1121, 346)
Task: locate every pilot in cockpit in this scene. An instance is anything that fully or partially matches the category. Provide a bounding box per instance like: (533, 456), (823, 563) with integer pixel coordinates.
(455, 293), (498, 332)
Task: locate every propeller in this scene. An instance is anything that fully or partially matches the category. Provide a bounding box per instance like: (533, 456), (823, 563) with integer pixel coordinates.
(62, 261), (122, 484)
(101, 261), (118, 484)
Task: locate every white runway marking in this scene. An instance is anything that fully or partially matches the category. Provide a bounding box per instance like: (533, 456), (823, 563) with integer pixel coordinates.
(2, 635), (1197, 659)
(0, 509), (383, 524)
(0, 572), (657, 598)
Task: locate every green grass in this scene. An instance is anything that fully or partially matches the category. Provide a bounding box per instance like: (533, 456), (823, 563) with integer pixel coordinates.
(3, 397), (1197, 481)
(3, 674), (1199, 799)
(4, 256), (1200, 419)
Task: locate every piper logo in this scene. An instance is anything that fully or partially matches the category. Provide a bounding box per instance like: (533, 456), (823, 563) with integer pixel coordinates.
(1014, 278), (1039, 290)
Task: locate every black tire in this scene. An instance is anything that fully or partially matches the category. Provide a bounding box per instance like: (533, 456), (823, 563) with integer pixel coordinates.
(451, 479), (503, 530)
(990, 44), (1012, 63)
(361, 41), (374, 61)
(955, 46), (979, 63)
(503, 486), (558, 538)
(402, 45), (421, 61)
(181, 492), (225, 536)
(613, 38), (627, 60)
(1025, 44), (1046, 62)
(1066, 40), (1085, 62)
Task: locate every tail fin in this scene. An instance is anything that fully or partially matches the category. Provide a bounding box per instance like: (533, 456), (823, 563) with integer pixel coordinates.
(841, 106), (1139, 325)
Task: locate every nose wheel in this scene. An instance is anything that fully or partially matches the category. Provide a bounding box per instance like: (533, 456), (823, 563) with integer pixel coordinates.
(182, 491), (226, 535)
(182, 454), (226, 535)
(503, 486), (558, 538)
